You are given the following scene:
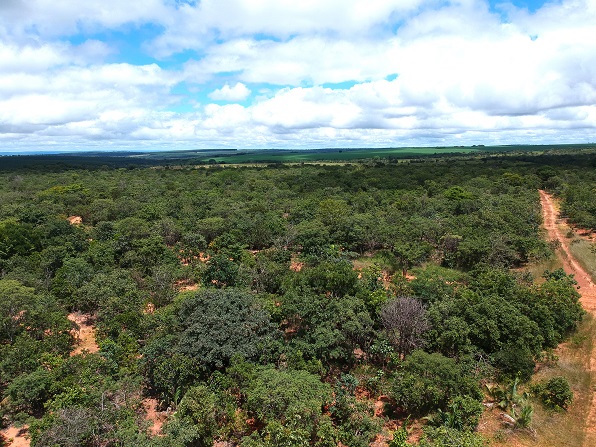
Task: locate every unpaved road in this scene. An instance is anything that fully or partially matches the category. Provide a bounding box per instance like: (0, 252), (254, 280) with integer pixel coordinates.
(539, 190), (596, 446)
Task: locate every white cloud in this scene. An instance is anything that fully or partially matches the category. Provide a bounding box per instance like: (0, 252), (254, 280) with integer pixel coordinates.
(183, 37), (401, 85)
(1, 0), (596, 152)
(0, 0), (169, 37)
(149, 0), (425, 56)
(208, 83), (251, 101)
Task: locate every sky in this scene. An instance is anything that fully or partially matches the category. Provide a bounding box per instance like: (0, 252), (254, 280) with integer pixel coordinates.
(1, 0), (595, 153)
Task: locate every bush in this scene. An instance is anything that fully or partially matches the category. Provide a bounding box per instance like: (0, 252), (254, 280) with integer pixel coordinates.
(389, 351), (481, 416)
(418, 426), (488, 447)
(174, 385), (219, 446)
(492, 344), (535, 381)
(532, 376), (573, 411)
(428, 396), (484, 431)
(246, 367), (332, 426)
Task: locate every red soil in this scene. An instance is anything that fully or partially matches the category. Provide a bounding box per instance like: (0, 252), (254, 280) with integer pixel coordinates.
(143, 398), (167, 436)
(67, 215), (82, 225)
(1, 426), (29, 447)
(68, 312), (99, 355)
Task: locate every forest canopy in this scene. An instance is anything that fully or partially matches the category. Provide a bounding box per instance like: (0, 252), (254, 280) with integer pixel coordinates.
(0, 149), (594, 446)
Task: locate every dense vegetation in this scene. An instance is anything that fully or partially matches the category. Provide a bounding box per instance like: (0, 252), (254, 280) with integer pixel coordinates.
(0, 149), (594, 446)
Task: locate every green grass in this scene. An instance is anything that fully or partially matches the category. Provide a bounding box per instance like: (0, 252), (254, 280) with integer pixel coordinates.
(568, 238), (596, 282)
(514, 256), (562, 284)
(185, 144), (596, 164)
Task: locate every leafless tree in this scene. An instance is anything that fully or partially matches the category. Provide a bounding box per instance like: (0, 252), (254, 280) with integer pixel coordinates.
(381, 296), (430, 359)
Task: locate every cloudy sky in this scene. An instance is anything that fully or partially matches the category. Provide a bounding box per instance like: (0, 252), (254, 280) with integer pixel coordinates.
(1, 0), (595, 153)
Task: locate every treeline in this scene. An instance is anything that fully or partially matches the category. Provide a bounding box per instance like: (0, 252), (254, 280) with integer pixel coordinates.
(0, 151), (593, 446)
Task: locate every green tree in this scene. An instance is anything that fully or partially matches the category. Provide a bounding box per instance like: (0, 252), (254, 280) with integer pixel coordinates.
(246, 367), (332, 428)
(389, 350), (481, 416)
(178, 288), (279, 371)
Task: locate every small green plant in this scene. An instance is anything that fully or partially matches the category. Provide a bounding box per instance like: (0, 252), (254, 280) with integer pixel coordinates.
(426, 396), (484, 431)
(485, 377), (533, 429)
(531, 376), (573, 411)
(513, 403), (533, 428)
(493, 429), (507, 442)
(389, 418), (411, 447)
(570, 332), (588, 347)
(536, 349), (559, 366)
(364, 369), (385, 394)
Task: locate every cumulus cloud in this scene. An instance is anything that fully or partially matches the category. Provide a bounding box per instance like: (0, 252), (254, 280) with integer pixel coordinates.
(0, 0), (595, 152)
(208, 83), (251, 101)
(0, 0), (169, 37)
(149, 0), (425, 56)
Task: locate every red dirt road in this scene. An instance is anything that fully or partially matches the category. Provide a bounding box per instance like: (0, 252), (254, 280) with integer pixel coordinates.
(539, 190), (596, 307)
(539, 190), (596, 446)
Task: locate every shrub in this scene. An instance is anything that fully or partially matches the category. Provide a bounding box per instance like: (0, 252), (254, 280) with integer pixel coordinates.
(427, 396), (484, 431)
(389, 351), (482, 416)
(418, 426), (488, 447)
(532, 376), (573, 411)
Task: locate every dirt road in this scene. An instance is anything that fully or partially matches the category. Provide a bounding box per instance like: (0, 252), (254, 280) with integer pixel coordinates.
(539, 190), (596, 446)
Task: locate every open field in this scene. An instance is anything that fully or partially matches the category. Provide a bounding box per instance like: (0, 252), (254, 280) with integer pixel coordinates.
(2, 144), (595, 170)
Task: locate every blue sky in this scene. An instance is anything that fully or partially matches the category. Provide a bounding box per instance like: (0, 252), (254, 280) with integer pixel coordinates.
(1, 0), (595, 153)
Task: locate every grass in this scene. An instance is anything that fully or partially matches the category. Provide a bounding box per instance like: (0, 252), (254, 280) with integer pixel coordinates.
(527, 315), (594, 447)
(514, 256), (562, 284)
(487, 315), (594, 447)
(568, 238), (596, 282)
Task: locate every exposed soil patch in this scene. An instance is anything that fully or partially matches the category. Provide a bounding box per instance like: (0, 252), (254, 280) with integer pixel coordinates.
(175, 279), (199, 292)
(289, 258), (303, 272)
(68, 312), (99, 355)
(539, 190), (596, 446)
(1, 425), (30, 447)
(143, 398), (167, 436)
(67, 215), (82, 225)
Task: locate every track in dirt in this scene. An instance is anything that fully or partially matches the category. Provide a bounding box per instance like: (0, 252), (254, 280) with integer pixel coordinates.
(539, 190), (596, 446)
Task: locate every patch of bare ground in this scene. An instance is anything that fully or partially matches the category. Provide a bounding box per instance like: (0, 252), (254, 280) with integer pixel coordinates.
(175, 279), (199, 292)
(67, 215), (82, 225)
(289, 256), (303, 272)
(1, 425), (30, 447)
(143, 398), (168, 437)
(539, 190), (596, 309)
(68, 312), (99, 355)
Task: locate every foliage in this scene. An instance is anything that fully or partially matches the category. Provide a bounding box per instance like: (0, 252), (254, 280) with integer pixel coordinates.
(245, 367), (332, 426)
(531, 376), (573, 411)
(417, 426), (488, 447)
(0, 150), (593, 444)
(389, 350), (482, 416)
(427, 396), (484, 432)
(178, 288), (279, 371)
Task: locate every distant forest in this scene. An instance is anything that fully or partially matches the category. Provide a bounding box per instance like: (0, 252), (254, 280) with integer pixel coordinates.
(0, 148), (595, 446)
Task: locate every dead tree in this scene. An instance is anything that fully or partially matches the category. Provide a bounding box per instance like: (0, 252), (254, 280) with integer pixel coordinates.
(381, 296), (430, 359)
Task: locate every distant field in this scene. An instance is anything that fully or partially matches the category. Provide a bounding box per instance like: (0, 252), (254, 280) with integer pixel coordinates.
(183, 144), (596, 164)
(1, 143), (595, 170)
